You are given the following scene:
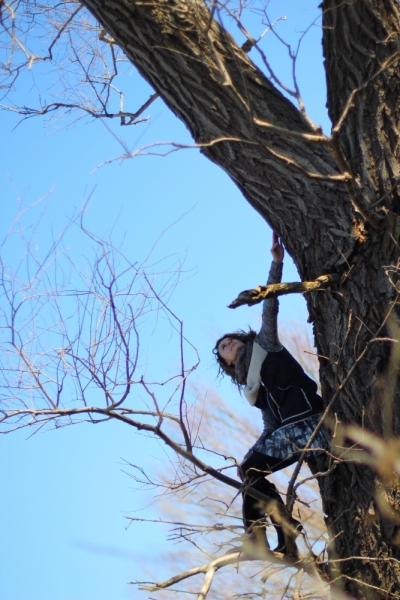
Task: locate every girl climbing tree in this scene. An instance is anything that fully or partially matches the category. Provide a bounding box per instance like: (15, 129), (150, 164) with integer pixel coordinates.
(214, 233), (330, 555)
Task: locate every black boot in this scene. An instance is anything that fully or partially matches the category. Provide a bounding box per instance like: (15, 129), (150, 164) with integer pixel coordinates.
(240, 450), (301, 555)
(244, 524), (270, 558)
(269, 504), (302, 555)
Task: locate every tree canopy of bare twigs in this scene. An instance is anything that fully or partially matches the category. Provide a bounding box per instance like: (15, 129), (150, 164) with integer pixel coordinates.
(0, 205), (331, 599)
(2, 0), (400, 598)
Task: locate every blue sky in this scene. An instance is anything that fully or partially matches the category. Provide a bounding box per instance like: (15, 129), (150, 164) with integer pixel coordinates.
(0, 2), (331, 598)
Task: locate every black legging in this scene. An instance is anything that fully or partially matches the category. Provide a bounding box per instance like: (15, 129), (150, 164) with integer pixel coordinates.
(240, 449), (297, 531)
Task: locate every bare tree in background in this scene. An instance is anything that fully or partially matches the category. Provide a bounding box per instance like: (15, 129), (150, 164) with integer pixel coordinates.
(0, 204), (198, 433)
(0, 206), (332, 598)
(2, 0), (400, 597)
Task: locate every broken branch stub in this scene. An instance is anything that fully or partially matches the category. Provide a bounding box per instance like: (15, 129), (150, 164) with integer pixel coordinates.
(228, 273), (342, 309)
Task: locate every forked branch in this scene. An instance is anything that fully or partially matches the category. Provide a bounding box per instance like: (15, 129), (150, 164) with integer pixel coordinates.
(136, 546), (329, 597)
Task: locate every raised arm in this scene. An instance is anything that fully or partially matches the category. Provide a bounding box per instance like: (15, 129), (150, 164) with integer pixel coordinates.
(255, 233), (284, 352)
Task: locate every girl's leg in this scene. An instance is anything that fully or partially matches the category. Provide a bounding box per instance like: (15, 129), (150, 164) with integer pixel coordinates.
(240, 450), (298, 552)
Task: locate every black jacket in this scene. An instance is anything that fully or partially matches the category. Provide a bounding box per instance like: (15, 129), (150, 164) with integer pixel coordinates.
(255, 347), (323, 428)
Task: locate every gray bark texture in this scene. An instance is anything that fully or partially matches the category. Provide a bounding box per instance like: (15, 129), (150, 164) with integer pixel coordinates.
(79, 0), (400, 596)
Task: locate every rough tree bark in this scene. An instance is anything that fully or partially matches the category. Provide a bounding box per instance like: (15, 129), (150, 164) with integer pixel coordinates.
(77, 0), (400, 596)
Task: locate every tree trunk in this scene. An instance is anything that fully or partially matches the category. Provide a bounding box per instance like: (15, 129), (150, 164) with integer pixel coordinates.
(80, 0), (400, 595)
(317, 3), (400, 597)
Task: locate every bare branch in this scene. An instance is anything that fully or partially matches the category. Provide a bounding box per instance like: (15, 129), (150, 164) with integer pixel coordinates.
(136, 547), (306, 593)
(228, 274), (342, 309)
(0, 101), (153, 126)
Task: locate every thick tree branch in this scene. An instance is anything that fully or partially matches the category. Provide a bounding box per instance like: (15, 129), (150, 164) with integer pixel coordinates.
(228, 274), (342, 308)
(80, 0), (356, 275)
(323, 0), (400, 213)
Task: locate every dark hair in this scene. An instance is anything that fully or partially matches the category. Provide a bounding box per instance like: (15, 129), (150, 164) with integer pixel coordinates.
(213, 329), (257, 387)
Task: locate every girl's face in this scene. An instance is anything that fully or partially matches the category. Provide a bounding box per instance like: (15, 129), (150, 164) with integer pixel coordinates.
(217, 337), (245, 366)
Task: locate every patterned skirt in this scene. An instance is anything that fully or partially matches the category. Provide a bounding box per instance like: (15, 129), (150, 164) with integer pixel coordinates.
(251, 414), (330, 460)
